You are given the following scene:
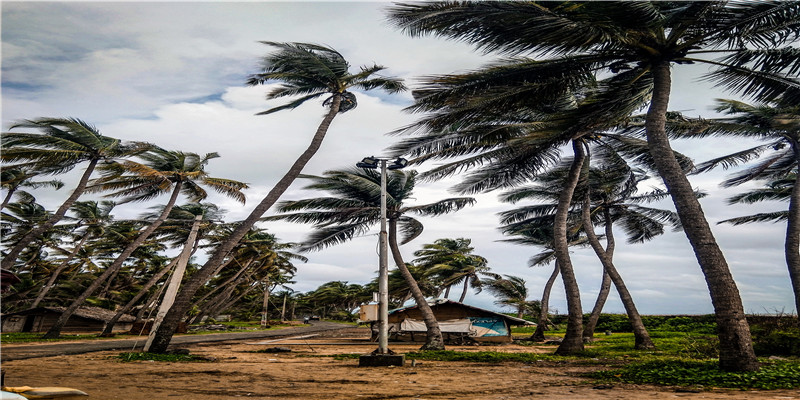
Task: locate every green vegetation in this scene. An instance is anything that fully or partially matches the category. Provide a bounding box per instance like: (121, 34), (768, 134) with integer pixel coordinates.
(591, 359), (800, 390)
(113, 352), (212, 363)
(329, 325), (800, 390)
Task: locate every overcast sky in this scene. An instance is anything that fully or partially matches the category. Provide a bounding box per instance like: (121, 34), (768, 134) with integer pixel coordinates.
(2, 1), (793, 316)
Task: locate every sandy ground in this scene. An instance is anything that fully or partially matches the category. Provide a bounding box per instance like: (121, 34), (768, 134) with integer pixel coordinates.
(2, 328), (798, 400)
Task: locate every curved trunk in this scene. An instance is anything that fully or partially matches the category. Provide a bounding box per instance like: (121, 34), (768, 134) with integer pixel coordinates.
(581, 196), (654, 349)
(530, 262), (559, 341)
(2, 159), (99, 270)
(41, 181), (183, 339)
(583, 269), (611, 339)
(101, 256), (182, 335)
(389, 218), (445, 350)
(786, 143), (800, 314)
(191, 257), (254, 312)
(1, 186), (17, 210)
(554, 140), (586, 355)
(146, 96), (342, 353)
(30, 234), (89, 309)
(647, 63), (756, 371)
(458, 276), (469, 302)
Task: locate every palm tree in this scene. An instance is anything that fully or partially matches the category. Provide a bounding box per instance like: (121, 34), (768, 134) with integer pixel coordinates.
(390, 75), (656, 354)
(387, 1), (799, 371)
(414, 238), (491, 302)
(672, 99), (799, 314)
(266, 167), (476, 350)
(41, 148), (246, 338)
(481, 274), (536, 319)
(146, 43), (406, 353)
(1, 118), (151, 270)
(385, 263), (437, 307)
(1, 166), (64, 210)
(29, 200), (116, 309)
(100, 202), (225, 335)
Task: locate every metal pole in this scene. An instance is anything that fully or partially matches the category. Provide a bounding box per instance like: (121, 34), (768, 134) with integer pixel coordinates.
(377, 159), (389, 354)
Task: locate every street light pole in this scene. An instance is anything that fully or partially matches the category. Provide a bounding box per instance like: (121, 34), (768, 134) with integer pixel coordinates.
(377, 158), (389, 354)
(356, 156), (407, 356)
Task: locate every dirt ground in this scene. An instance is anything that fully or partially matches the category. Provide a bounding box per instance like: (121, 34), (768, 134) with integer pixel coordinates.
(2, 328), (798, 400)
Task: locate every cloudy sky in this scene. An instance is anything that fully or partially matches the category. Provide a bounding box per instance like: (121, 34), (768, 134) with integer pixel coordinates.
(2, 1), (793, 316)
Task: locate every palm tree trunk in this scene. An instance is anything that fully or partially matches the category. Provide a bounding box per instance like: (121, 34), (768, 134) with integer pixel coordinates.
(146, 95), (343, 353)
(100, 256), (182, 335)
(786, 144), (800, 314)
(1, 187), (17, 210)
(41, 181), (183, 339)
(582, 196), (654, 350)
(583, 269), (612, 339)
(530, 262), (559, 342)
(389, 218), (445, 350)
(647, 63), (757, 371)
(191, 257), (254, 312)
(458, 277), (469, 302)
(554, 140), (586, 355)
(30, 234), (89, 309)
(2, 159), (99, 270)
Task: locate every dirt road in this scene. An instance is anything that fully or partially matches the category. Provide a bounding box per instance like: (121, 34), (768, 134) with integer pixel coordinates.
(1, 321), (349, 361)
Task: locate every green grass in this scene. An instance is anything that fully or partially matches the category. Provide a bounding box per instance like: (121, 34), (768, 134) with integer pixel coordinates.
(113, 352), (213, 363)
(590, 359), (800, 390)
(330, 332), (799, 390)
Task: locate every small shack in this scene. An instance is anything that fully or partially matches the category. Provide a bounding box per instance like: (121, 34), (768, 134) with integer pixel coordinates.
(362, 299), (534, 344)
(1, 306), (135, 334)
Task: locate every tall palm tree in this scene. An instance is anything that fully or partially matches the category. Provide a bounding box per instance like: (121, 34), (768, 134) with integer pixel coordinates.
(266, 167), (476, 350)
(390, 74), (656, 354)
(672, 99), (800, 314)
(146, 43), (406, 353)
(41, 148), (246, 338)
(1, 166), (64, 210)
(1, 118), (151, 270)
(29, 200), (116, 309)
(481, 274), (536, 319)
(414, 238), (491, 302)
(387, 1), (799, 371)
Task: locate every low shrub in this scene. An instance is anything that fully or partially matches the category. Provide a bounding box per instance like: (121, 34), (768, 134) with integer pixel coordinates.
(590, 359), (800, 390)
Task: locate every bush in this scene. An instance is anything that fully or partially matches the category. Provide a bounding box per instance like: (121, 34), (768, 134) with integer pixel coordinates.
(590, 359), (800, 390)
(753, 328), (800, 356)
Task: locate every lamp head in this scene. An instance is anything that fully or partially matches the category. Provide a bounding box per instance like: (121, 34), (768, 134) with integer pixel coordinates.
(387, 157), (408, 170)
(356, 156), (379, 169)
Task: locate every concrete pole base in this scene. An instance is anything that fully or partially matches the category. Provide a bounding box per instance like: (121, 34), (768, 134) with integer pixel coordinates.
(358, 354), (405, 367)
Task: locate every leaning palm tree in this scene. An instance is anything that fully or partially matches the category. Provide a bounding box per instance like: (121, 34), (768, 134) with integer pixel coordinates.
(100, 202), (225, 335)
(41, 148), (247, 338)
(672, 99), (800, 314)
(146, 43), (406, 353)
(390, 74), (656, 354)
(266, 167), (476, 350)
(1, 166), (64, 210)
(414, 238), (491, 302)
(481, 274), (535, 319)
(29, 200), (116, 309)
(1, 118), (151, 270)
(388, 0), (798, 370)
